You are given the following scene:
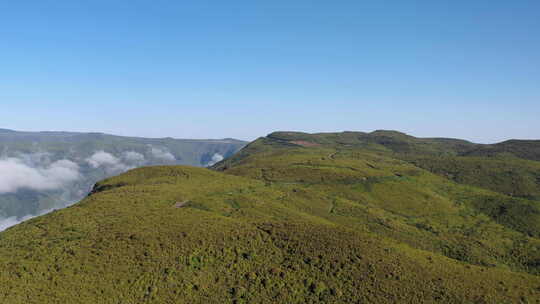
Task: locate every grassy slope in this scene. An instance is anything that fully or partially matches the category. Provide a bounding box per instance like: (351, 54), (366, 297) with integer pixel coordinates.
(463, 140), (540, 162)
(219, 146), (540, 271)
(218, 131), (540, 200)
(0, 131), (539, 303)
(402, 155), (540, 201)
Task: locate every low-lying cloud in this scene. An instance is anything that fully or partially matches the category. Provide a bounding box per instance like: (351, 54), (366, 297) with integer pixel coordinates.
(86, 151), (132, 174)
(0, 157), (80, 194)
(0, 148), (178, 231)
(122, 151), (145, 163)
(205, 153), (224, 167)
(86, 151), (122, 168)
(150, 147), (175, 162)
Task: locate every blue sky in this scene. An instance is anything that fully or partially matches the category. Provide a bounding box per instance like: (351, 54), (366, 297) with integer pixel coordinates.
(1, 1), (538, 143)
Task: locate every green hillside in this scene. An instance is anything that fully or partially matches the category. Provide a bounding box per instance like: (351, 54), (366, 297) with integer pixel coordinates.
(462, 140), (540, 162)
(0, 131), (539, 303)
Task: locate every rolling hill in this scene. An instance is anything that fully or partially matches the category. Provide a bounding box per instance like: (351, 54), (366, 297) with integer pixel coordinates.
(0, 130), (538, 303)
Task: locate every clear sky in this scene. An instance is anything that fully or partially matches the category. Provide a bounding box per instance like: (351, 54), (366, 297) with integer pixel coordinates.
(1, 1), (538, 143)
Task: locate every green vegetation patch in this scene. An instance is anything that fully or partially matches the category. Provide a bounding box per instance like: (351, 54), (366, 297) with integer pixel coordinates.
(1, 131), (540, 303)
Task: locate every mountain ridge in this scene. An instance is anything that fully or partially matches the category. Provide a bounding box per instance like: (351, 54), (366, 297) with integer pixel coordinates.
(0, 128), (246, 143)
(0, 130), (539, 303)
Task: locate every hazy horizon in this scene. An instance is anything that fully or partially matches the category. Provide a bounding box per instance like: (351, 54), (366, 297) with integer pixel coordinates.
(1, 126), (537, 145)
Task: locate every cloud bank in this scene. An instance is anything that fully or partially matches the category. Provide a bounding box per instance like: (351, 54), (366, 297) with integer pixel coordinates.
(0, 148), (176, 231)
(86, 151), (122, 168)
(150, 147), (175, 162)
(0, 158), (80, 194)
(86, 151), (132, 174)
(122, 151), (145, 163)
(0, 155), (81, 231)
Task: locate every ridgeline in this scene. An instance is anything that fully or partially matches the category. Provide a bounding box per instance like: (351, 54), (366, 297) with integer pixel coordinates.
(0, 131), (539, 303)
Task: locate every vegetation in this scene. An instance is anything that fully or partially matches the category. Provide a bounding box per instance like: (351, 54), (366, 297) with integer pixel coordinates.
(463, 140), (540, 162)
(0, 130), (539, 303)
(402, 155), (540, 201)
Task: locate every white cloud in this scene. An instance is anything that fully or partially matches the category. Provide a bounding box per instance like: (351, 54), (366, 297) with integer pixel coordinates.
(19, 152), (53, 167)
(0, 158), (80, 194)
(205, 153), (224, 167)
(86, 151), (120, 168)
(86, 151), (131, 174)
(150, 147), (175, 161)
(122, 151), (145, 163)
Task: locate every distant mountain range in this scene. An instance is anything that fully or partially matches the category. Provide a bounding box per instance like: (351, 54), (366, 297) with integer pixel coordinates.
(0, 130), (538, 303)
(0, 129), (246, 230)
